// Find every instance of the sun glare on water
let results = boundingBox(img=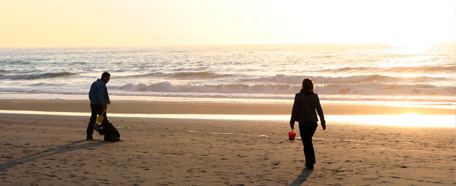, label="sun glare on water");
[329,114,455,128]
[0,109,453,128]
